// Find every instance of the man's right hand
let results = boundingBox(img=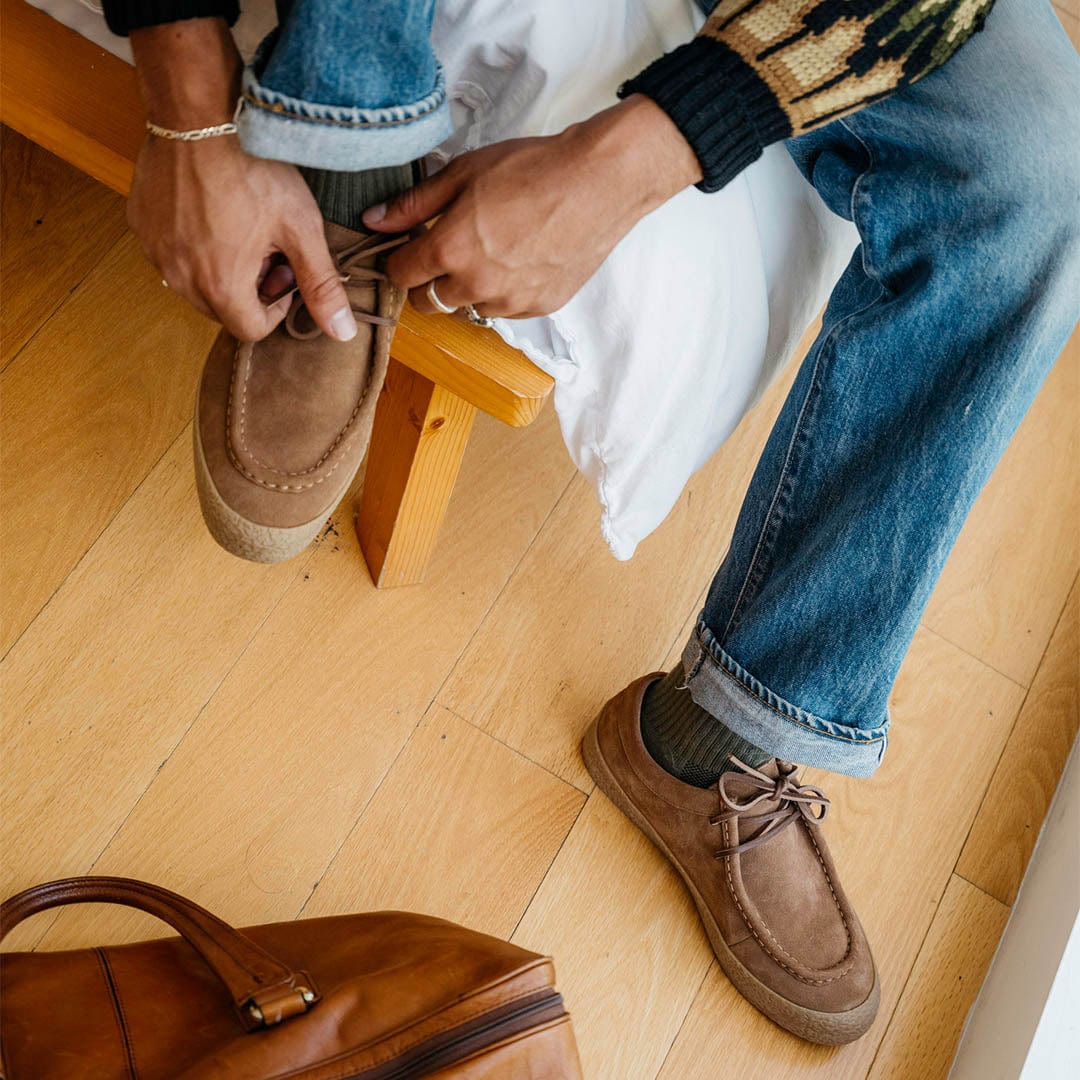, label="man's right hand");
[128,18,357,343]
